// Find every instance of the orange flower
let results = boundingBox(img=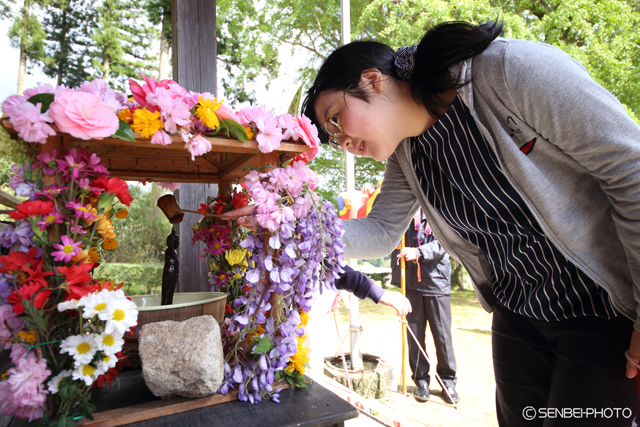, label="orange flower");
[102,238,118,250]
[117,108,133,123]
[243,126,255,140]
[96,217,115,239]
[115,209,128,219]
